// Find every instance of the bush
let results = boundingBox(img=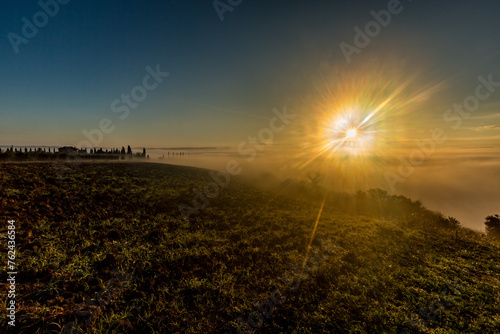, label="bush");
[440,216,461,229]
[485,214,500,239]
